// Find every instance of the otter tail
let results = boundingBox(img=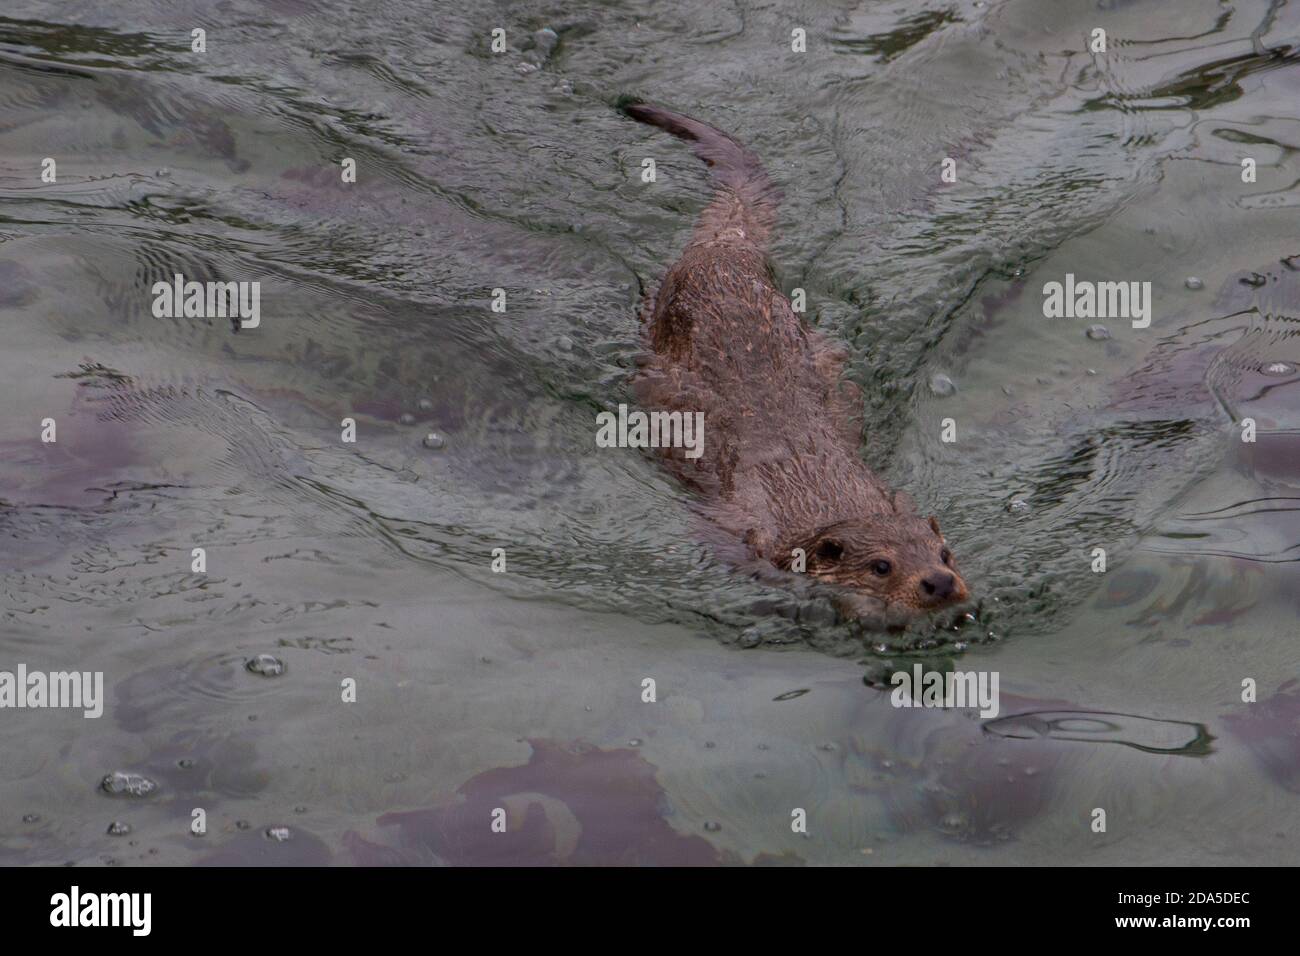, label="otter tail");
[620,100,779,247]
